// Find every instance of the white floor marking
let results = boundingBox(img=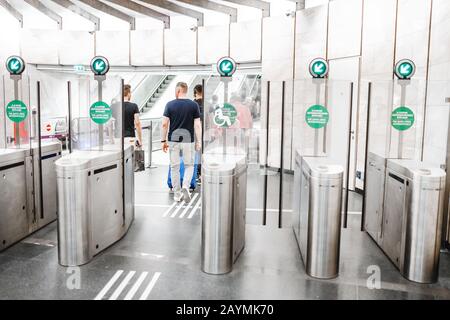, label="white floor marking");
[170,202,185,218]
[94,270,124,300]
[162,202,177,217]
[124,272,148,300]
[139,272,162,300]
[188,196,202,219]
[109,271,136,300]
[179,193,199,219]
